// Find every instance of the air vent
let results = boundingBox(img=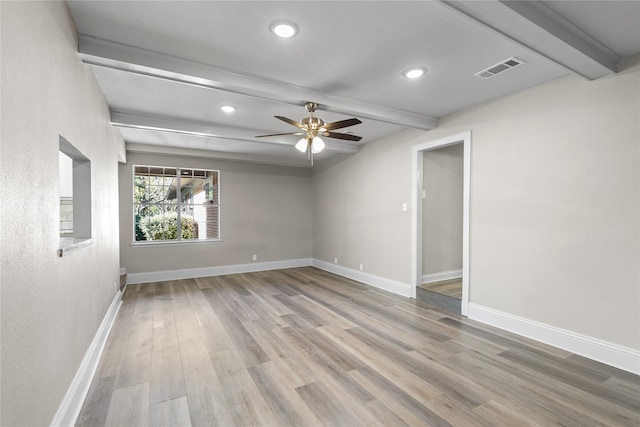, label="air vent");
[474,57,524,80]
